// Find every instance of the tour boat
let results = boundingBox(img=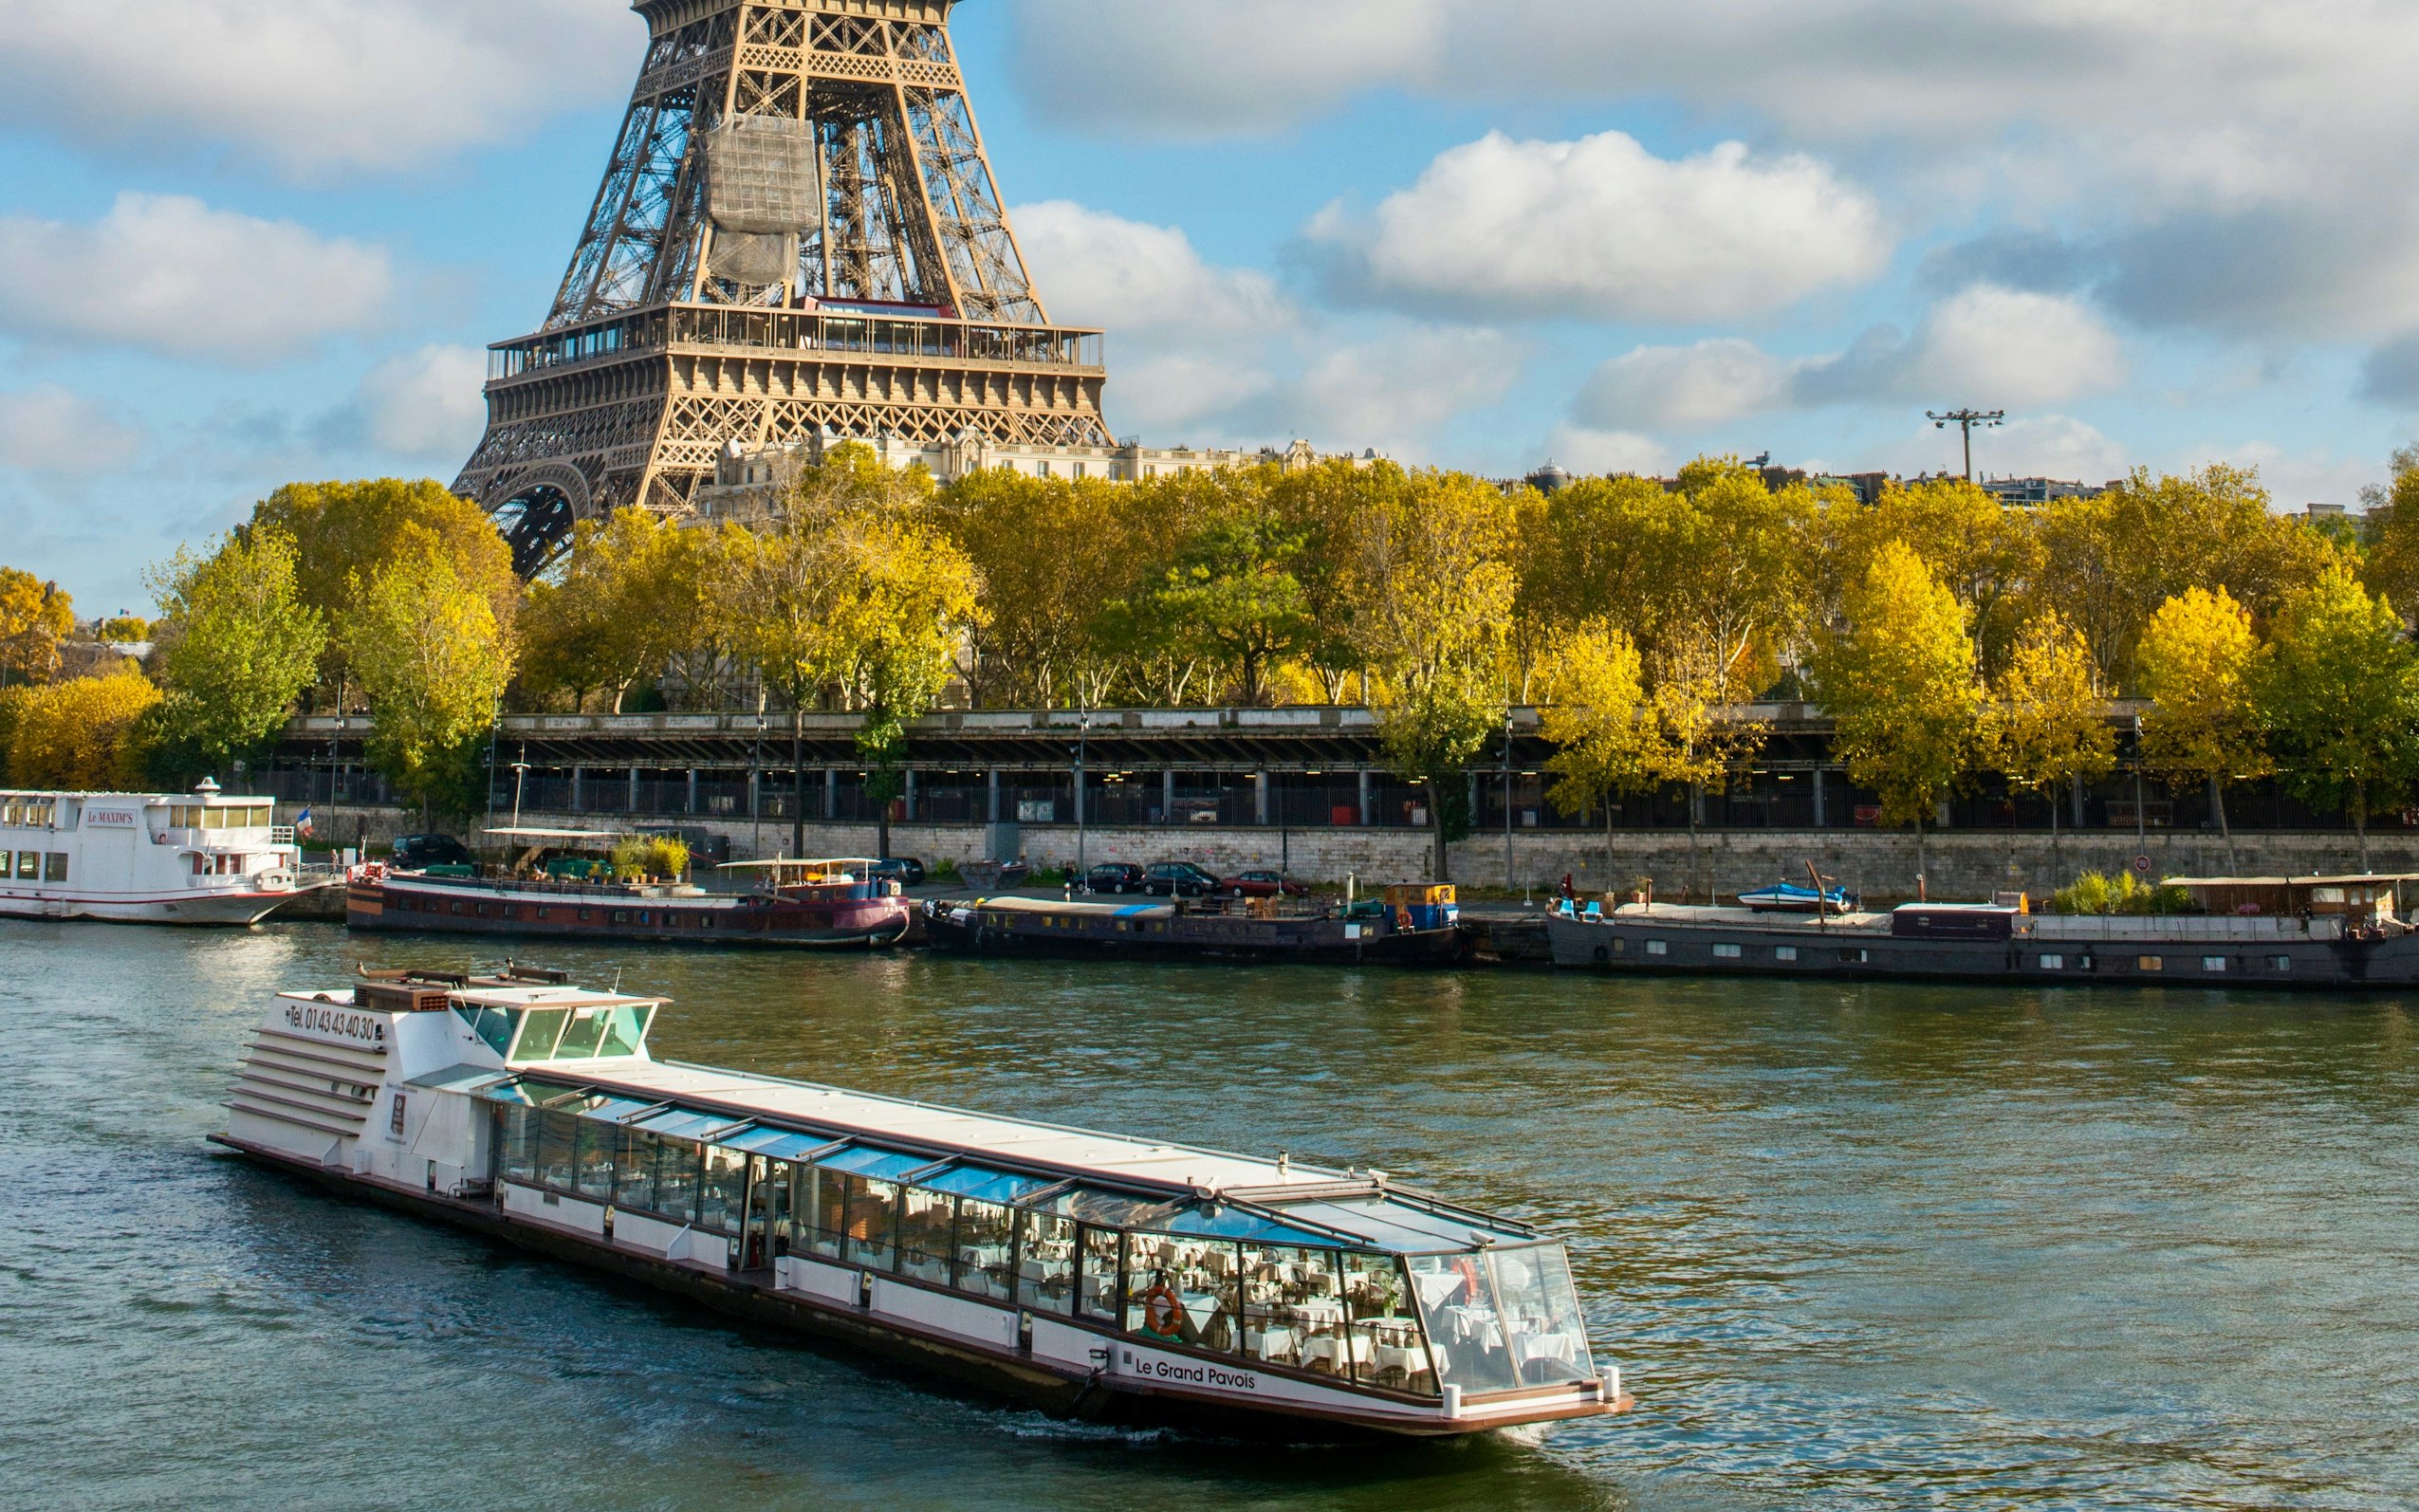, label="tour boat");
[921,885,1469,967]
[1547,874,2419,989]
[0,781,322,926]
[212,968,1626,1438]
[347,850,912,950]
